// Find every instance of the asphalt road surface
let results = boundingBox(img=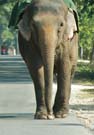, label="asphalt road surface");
[0,55,31,83]
[0,55,93,135]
